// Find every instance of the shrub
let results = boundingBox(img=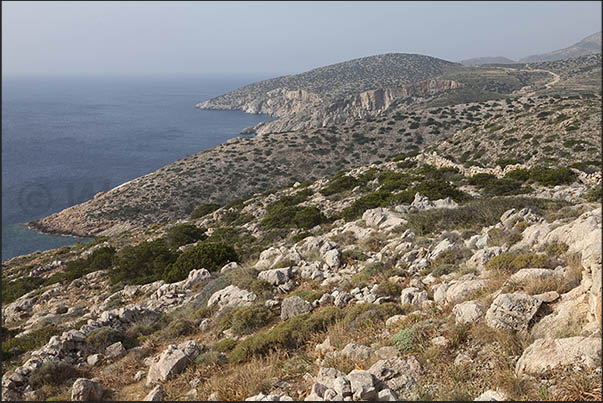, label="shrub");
[163,318,197,338]
[164,241,238,282]
[29,360,82,388]
[111,239,178,285]
[412,179,470,202]
[406,197,568,236]
[164,224,207,249]
[485,252,552,273]
[2,325,61,363]
[583,186,602,203]
[260,205,326,230]
[544,242,569,257]
[342,303,403,330]
[44,246,116,286]
[342,191,392,221]
[190,203,221,219]
[505,168,531,182]
[228,305,274,336]
[85,327,124,351]
[320,175,360,196]
[290,289,324,302]
[2,276,44,304]
[266,189,312,210]
[291,232,312,243]
[214,338,237,353]
[375,281,402,298]
[529,167,576,186]
[229,307,342,363]
[378,171,413,192]
[390,320,431,352]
